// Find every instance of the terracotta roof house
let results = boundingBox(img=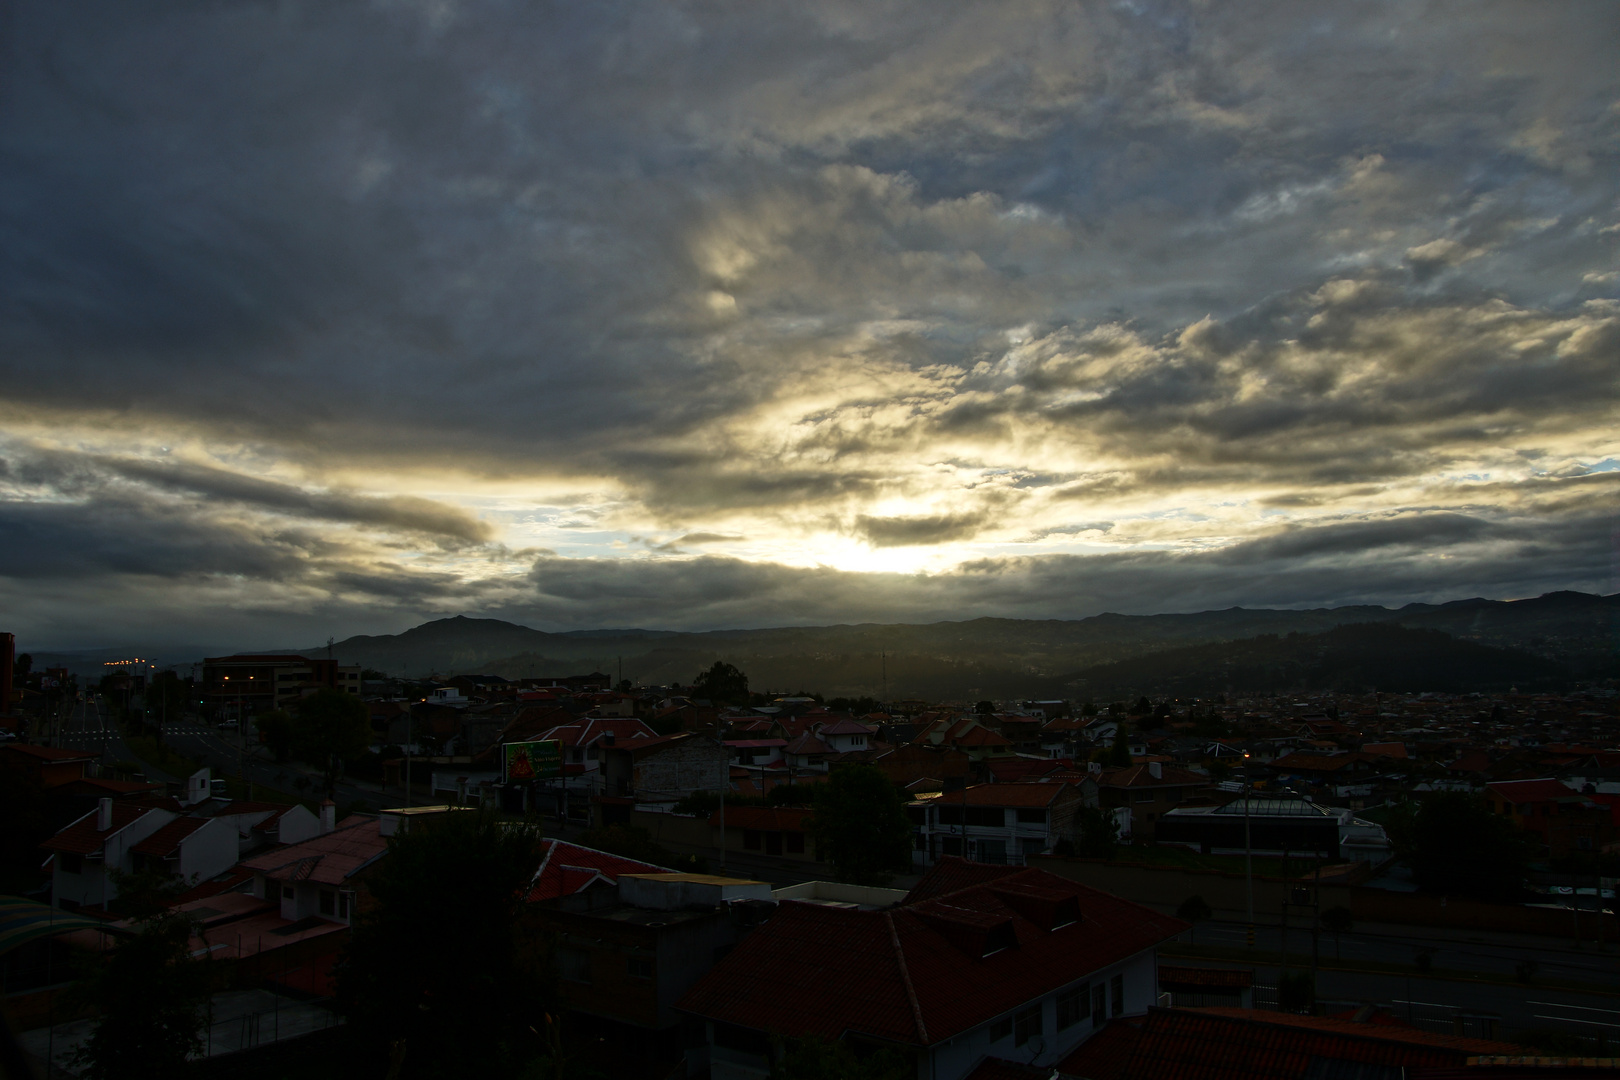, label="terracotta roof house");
[239,805,390,924]
[709,806,818,864]
[911,783,1084,869]
[677,859,1186,1080]
[41,798,177,913]
[127,816,240,887]
[1486,778,1614,858]
[1097,763,1209,842]
[533,717,659,773]
[524,839,670,903]
[1,744,97,788]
